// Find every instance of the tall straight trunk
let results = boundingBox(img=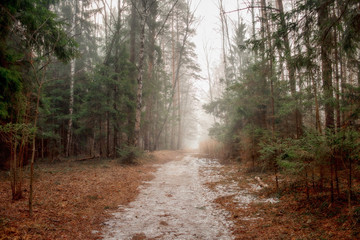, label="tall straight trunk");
[111,0,122,156]
[176,11,181,150]
[312,73,322,133]
[257,0,267,129]
[305,6,322,133]
[10,139,22,200]
[261,0,277,190]
[99,118,102,156]
[276,0,302,138]
[170,13,176,150]
[319,1,334,198]
[66,59,74,157]
[128,1,137,144]
[106,92,110,157]
[222,3,236,80]
[66,0,79,157]
[153,94,158,151]
[261,0,275,135]
[113,123,118,156]
[340,48,346,126]
[41,138,44,160]
[204,45,216,123]
[334,23,341,130]
[347,156,352,217]
[333,6,341,198]
[29,81,43,216]
[177,72,181,150]
[251,0,257,58]
[103,0,108,41]
[144,0,157,151]
[133,15,146,147]
[129,2,137,65]
[113,77,118,156]
[318,1,334,131]
[330,156,334,203]
[152,5,194,150]
[219,0,227,83]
